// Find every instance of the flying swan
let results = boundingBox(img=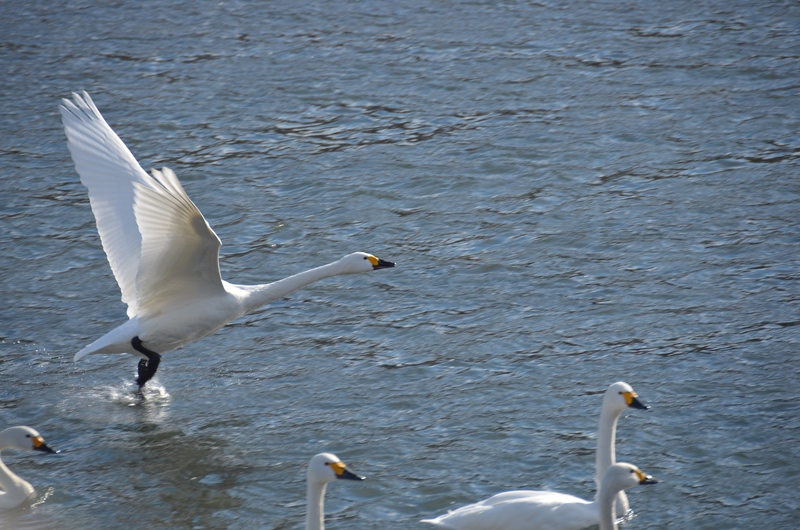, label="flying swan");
[421,462,658,530]
[421,381,649,529]
[305,453,364,530]
[59,92,395,389]
[0,426,57,510]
